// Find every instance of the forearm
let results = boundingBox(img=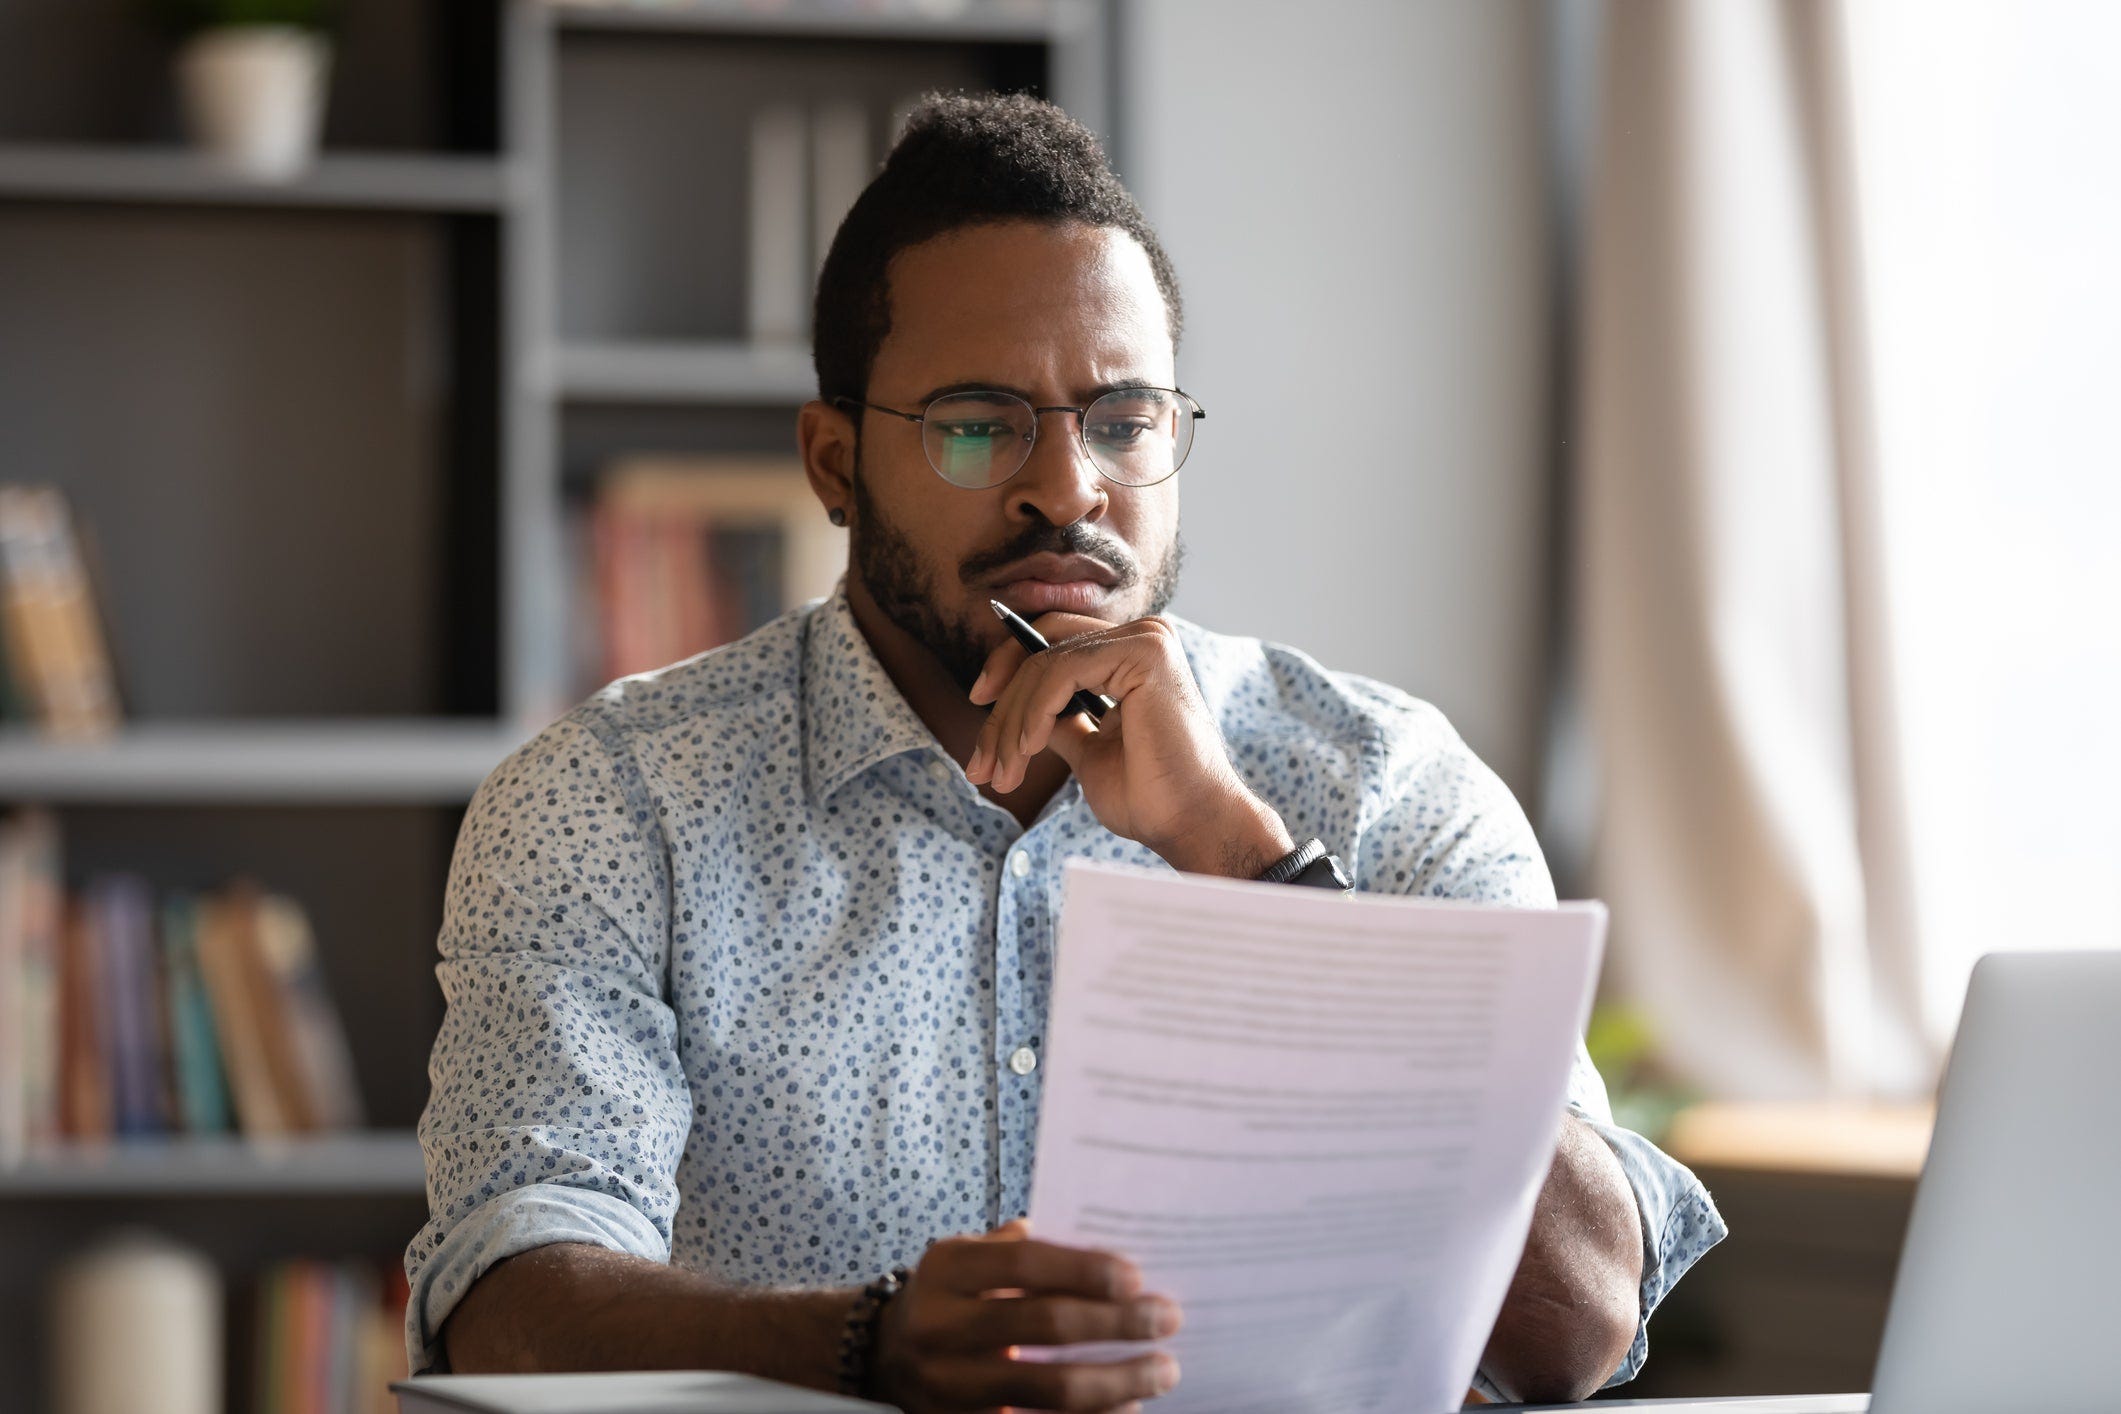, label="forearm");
[1480,1114,1644,1404]
[441,1242,855,1388]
